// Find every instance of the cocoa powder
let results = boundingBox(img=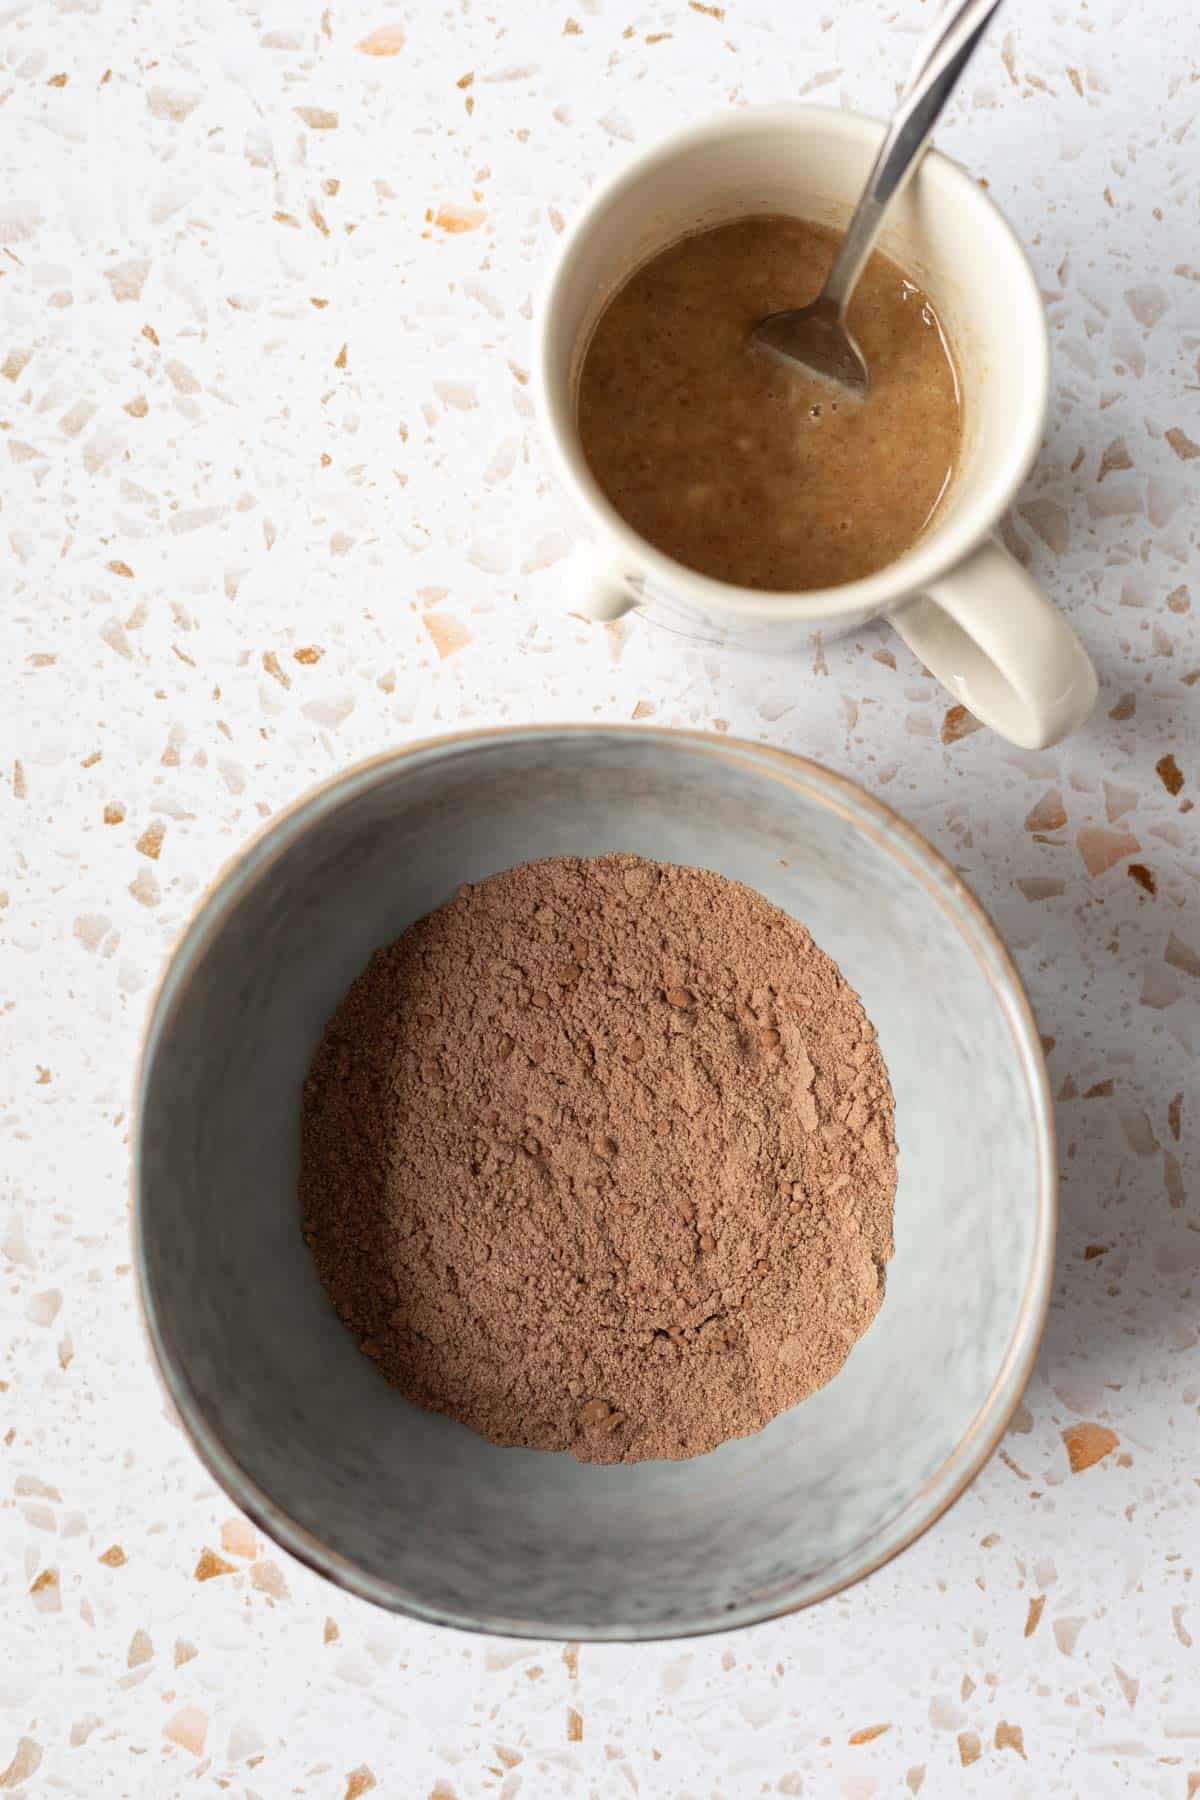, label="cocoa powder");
[300,854,897,1464]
